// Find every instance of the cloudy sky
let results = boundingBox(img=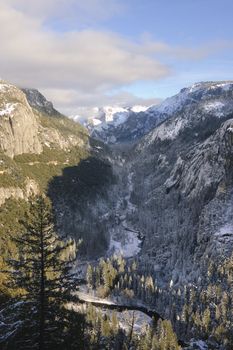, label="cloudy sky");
[1,0,233,116]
